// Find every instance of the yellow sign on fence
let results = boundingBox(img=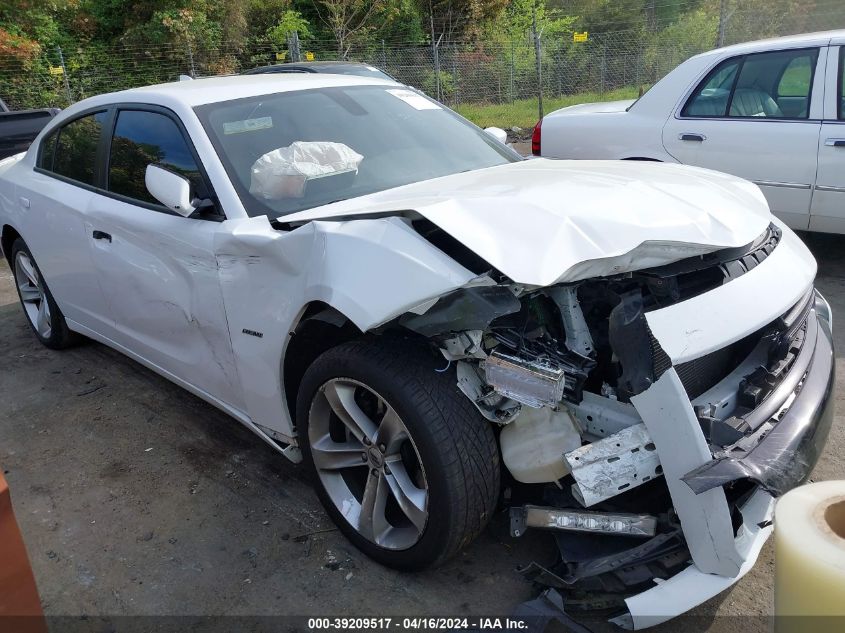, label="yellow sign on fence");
[275,51,287,61]
[305,51,315,61]
[573,31,589,43]
[48,65,64,76]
